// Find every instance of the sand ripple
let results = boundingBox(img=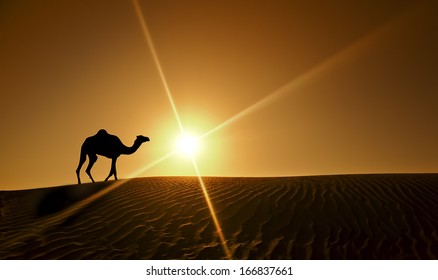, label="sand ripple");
[1,174,438,259]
